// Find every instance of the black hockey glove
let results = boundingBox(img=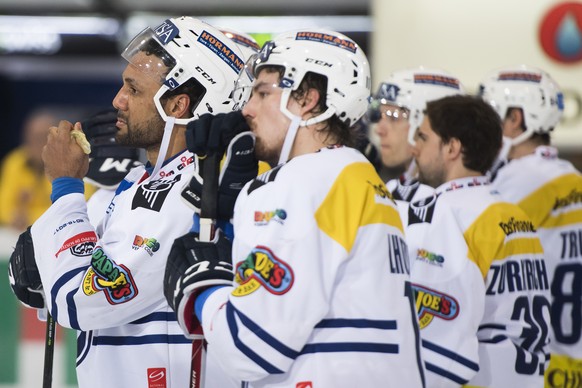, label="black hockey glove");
[82,108,143,189]
[8,227,45,309]
[182,131,258,219]
[164,230,234,338]
[185,111,251,156]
